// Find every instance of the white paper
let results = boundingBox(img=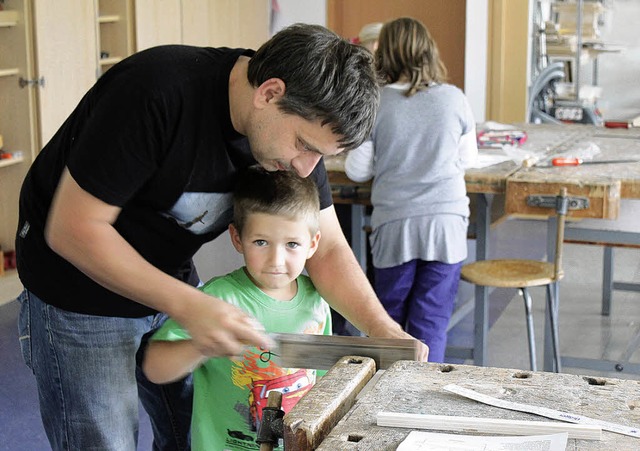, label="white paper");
[396,431,568,451]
